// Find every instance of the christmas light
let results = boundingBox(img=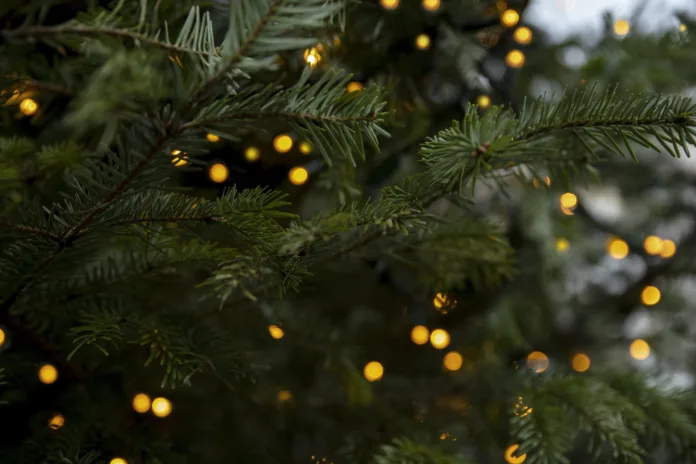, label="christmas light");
[171,149,188,167]
[660,239,676,258]
[514,397,533,417]
[363,361,384,381]
[0,327,5,347]
[273,134,293,153]
[501,10,520,27]
[415,34,431,50]
[303,48,321,67]
[560,192,577,209]
[477,95,491,108]
[132,393,151,413]
[110,458,127,464]
[380,0,399,9]
[430,329,450,349]
[277,390,292,401]
[526,351,548,373]
[513,26,532,44]
[346,81,363,93]
[433,292,448,312]
[641,285,661,306]
[608,238,629,259]
[422,0,440,11]
[208,163,229,183]
[299,141,313,154]
[268,324,285,339]
[151,397,172,417]
[19,98,38,116]
[644,235,663,255]
[410,326,429,345]
[630,339,650,360]
[614,19,630,36]
[206,133,220,142]
[39,364,58,384]
[571,353,590,372]
[443,351,463,371]
[679,24,688,32]
[289,167,309,185]
[48,414,65,430]
[244,146,260,162]
[555,238,569,252]
[505,50,525,68]
[504,445,526,464]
